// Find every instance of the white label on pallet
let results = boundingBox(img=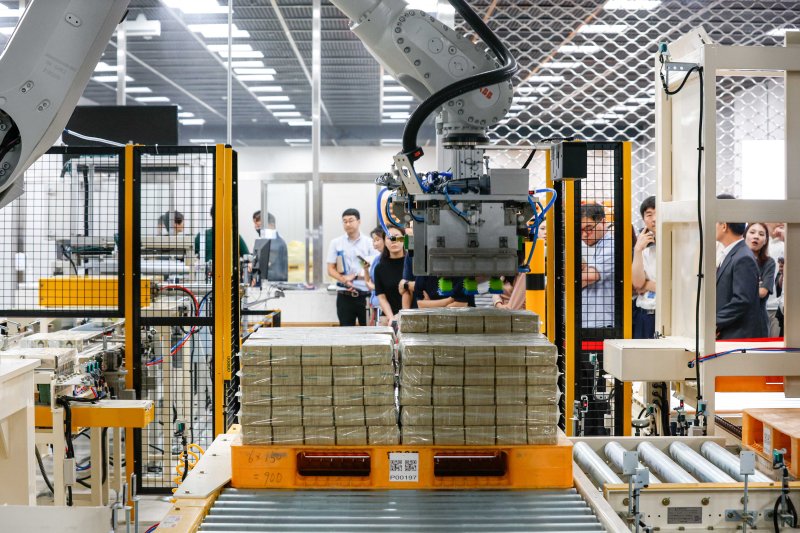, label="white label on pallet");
[764,426,773,455]
[389,452,419,482]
